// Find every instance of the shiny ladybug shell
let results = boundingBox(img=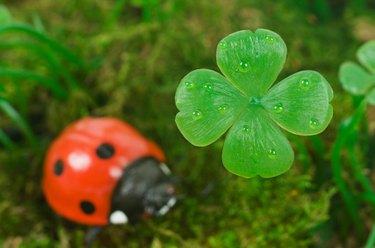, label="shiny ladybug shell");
[42,117,165,226]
